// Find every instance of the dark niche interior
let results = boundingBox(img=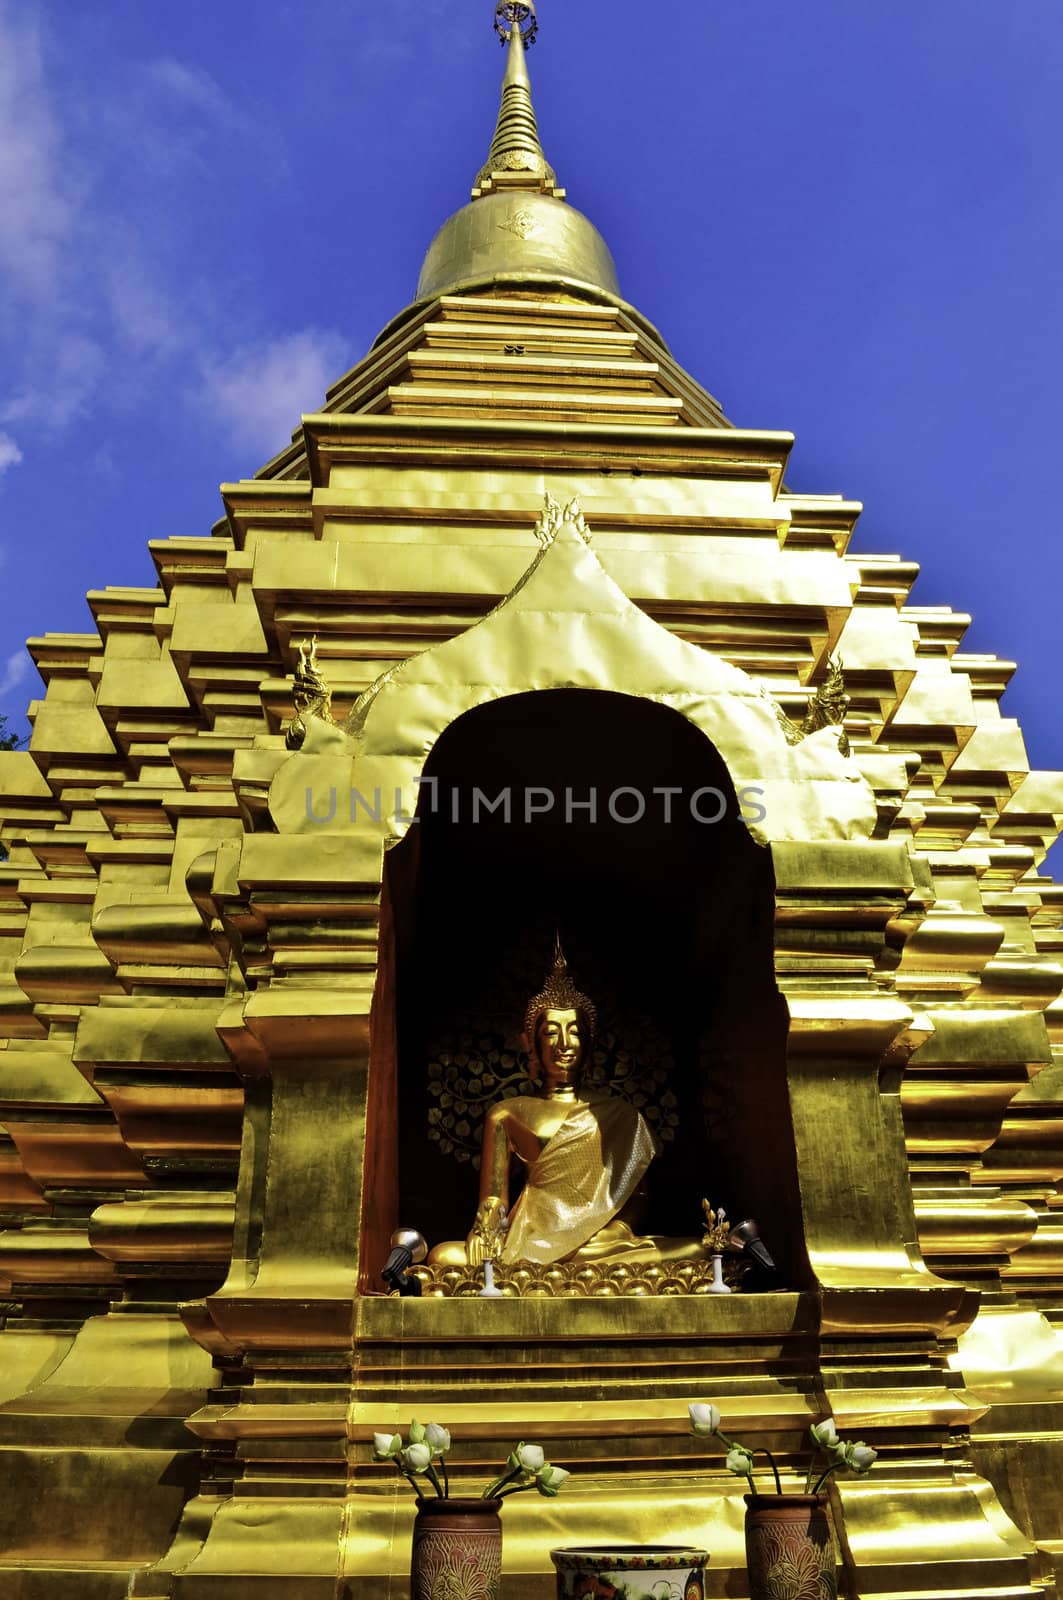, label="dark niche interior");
[370,688,807,1287]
